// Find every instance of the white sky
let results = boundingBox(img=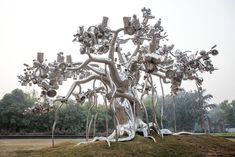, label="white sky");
[0,0,234,104]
